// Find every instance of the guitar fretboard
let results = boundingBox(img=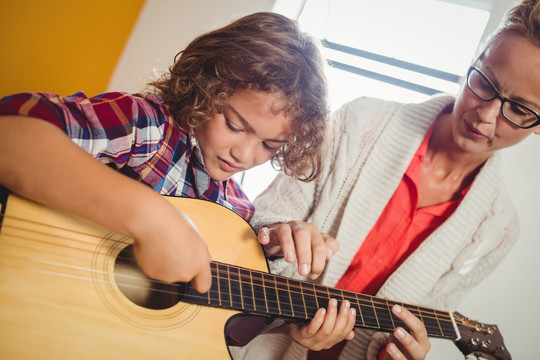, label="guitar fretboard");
[179,261,457,339]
